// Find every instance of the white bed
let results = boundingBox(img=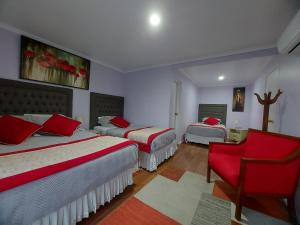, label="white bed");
[94,125,177,172]
[185,122,227,145]
[0,130,138,225]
